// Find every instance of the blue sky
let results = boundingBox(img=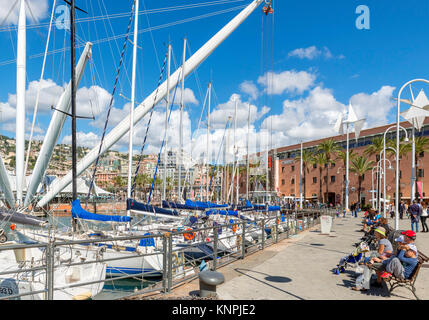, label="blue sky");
[1,0,429,163]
